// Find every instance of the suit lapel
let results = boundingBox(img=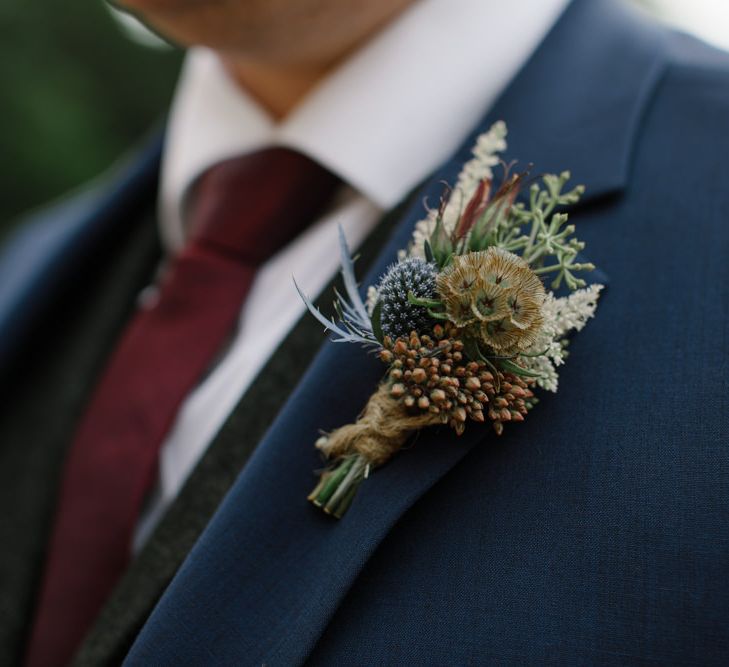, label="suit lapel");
[124,1,670,664]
